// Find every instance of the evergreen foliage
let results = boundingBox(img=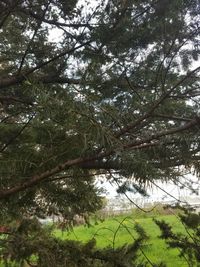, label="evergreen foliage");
[154,207,200,266]
[0,0,200,265]
[0,218,152,267]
